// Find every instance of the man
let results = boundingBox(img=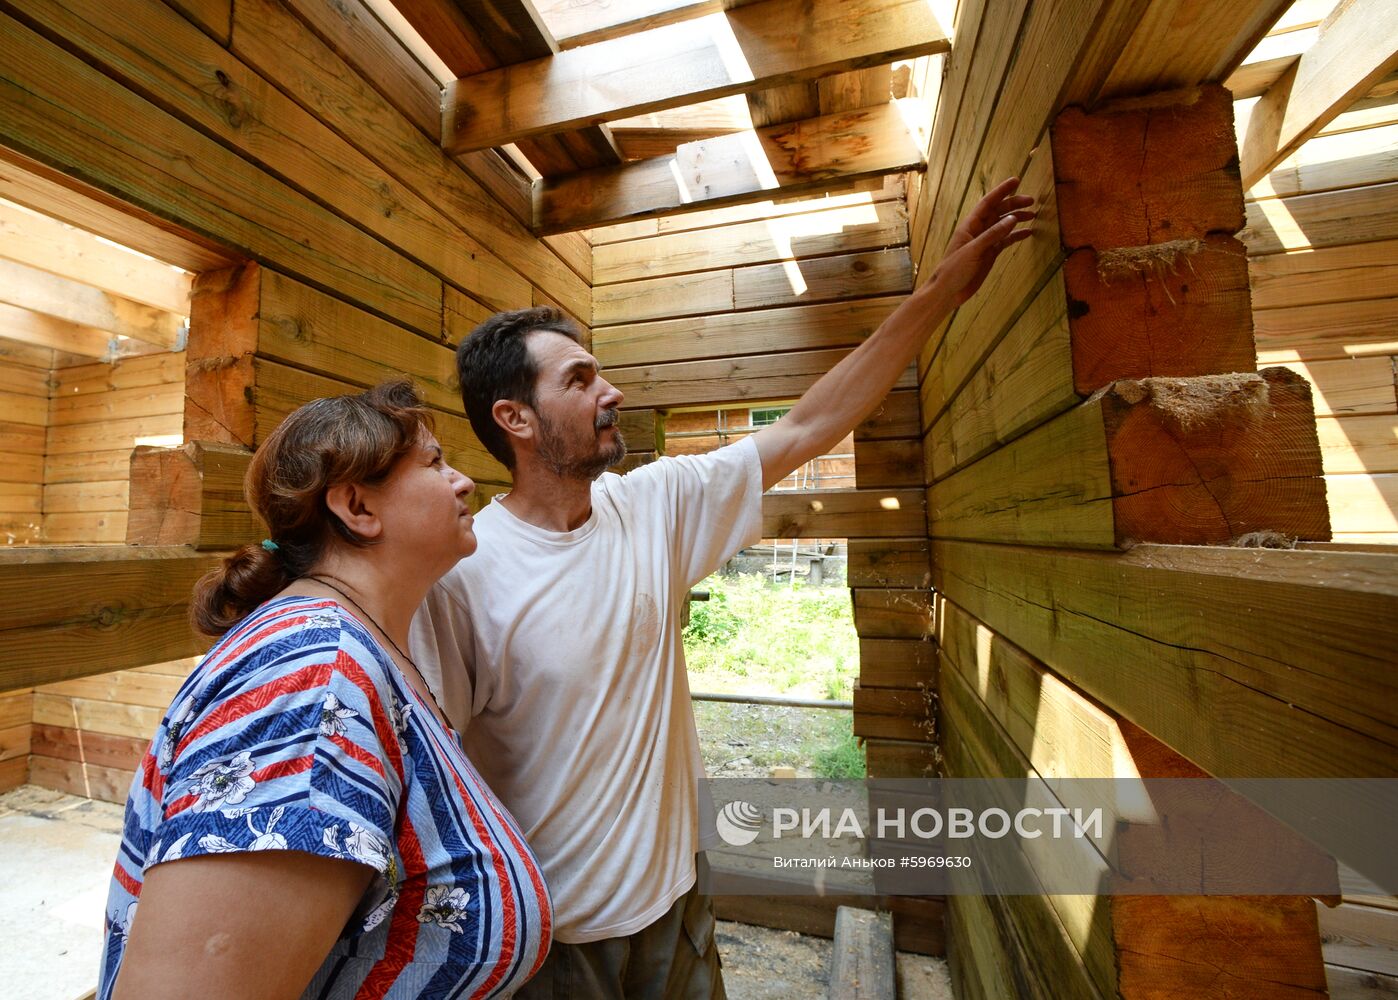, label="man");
[410,179,1034,997]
